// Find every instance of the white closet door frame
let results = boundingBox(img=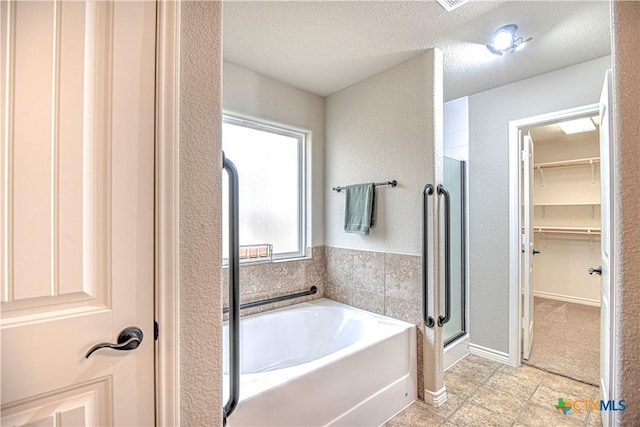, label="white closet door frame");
[598,69,615,427]
[155,1,181,426]
[507,104,598,366]
[522,131,534,361]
